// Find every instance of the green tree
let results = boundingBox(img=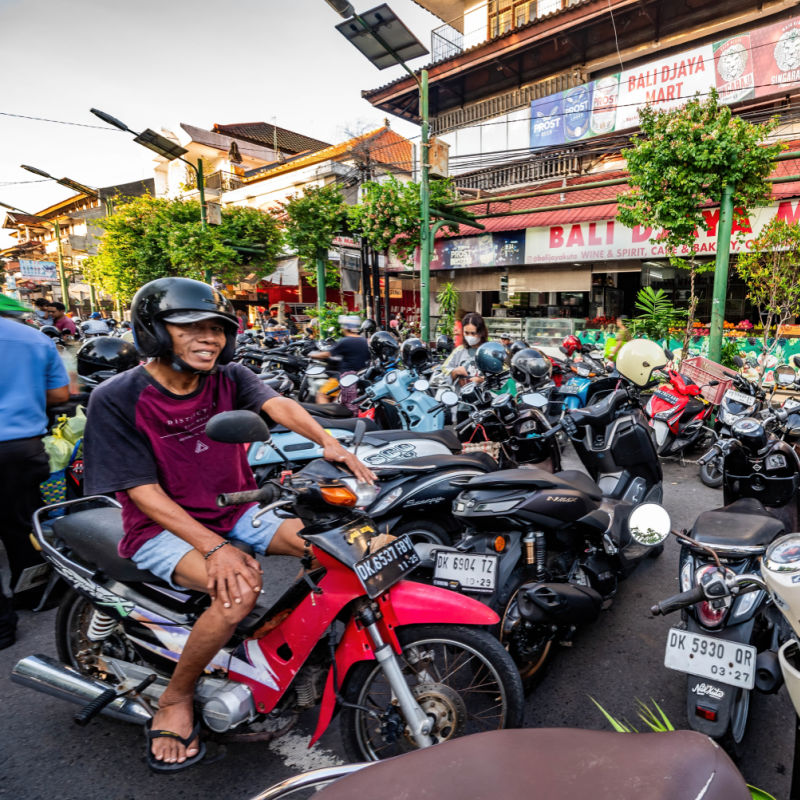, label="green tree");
[735,218,800,384]
[281,184,348,289]
[617,89,781,358]
[85,195,282,302]
[436,281,459,336]
[350,175,460,266]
